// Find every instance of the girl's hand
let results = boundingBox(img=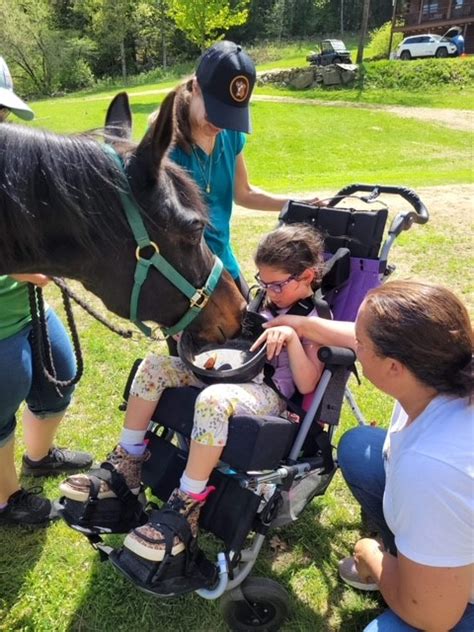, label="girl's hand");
[10,273,50,287]
[250,325,296,360]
